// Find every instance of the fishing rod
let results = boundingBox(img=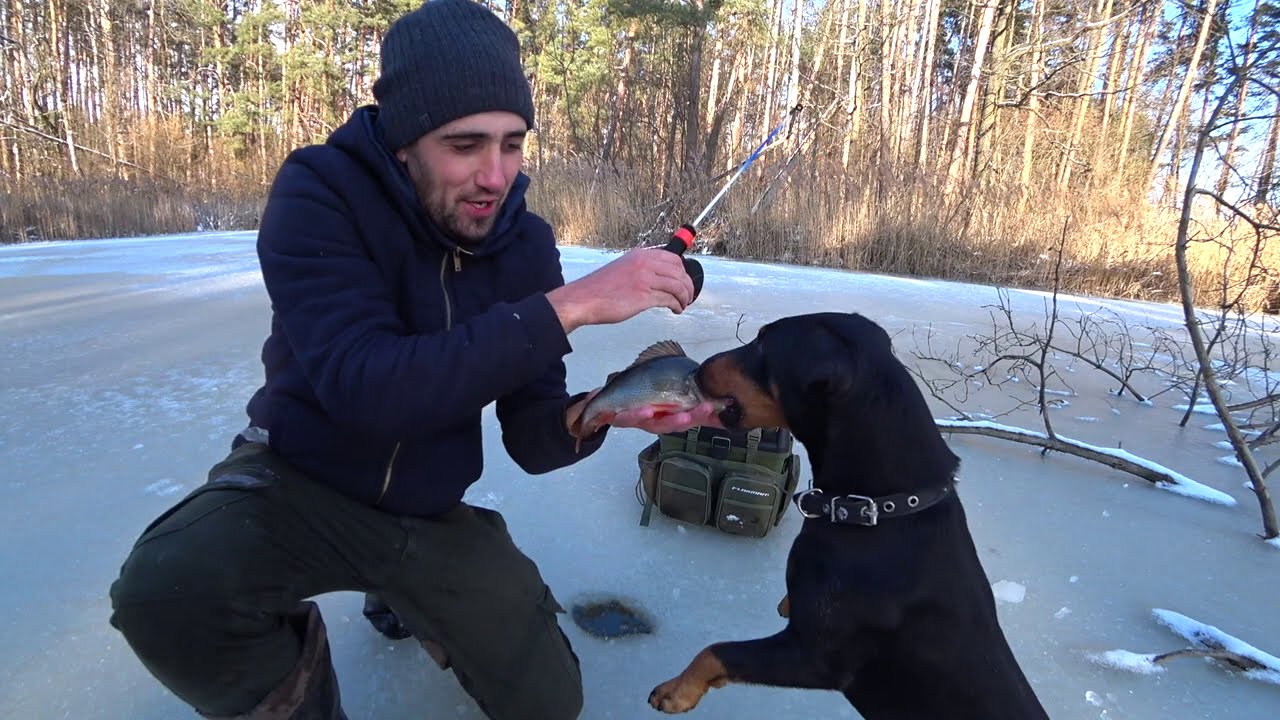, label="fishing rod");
[663,104,804,301]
